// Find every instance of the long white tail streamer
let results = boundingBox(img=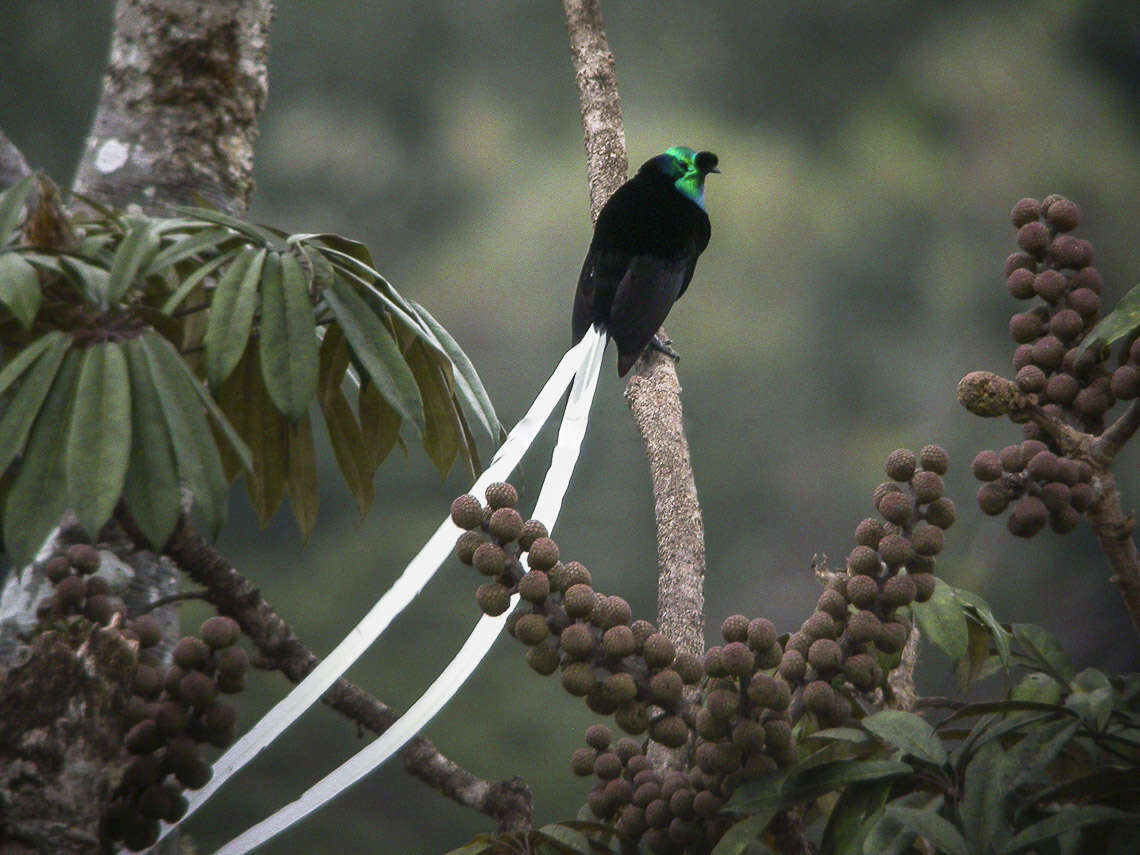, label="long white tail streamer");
[153,329,603,846]
[210,329,608,855]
